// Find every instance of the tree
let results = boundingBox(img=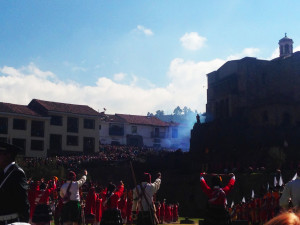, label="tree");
[155,110,165,119]
[147,112,154,117]
[173,106,183,116]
